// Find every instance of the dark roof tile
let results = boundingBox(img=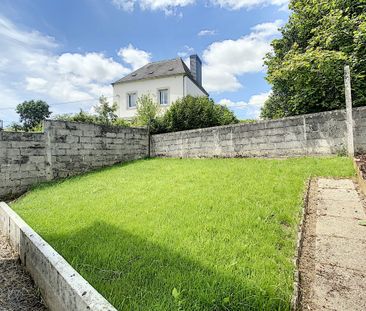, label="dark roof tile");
[112,57,209,96]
